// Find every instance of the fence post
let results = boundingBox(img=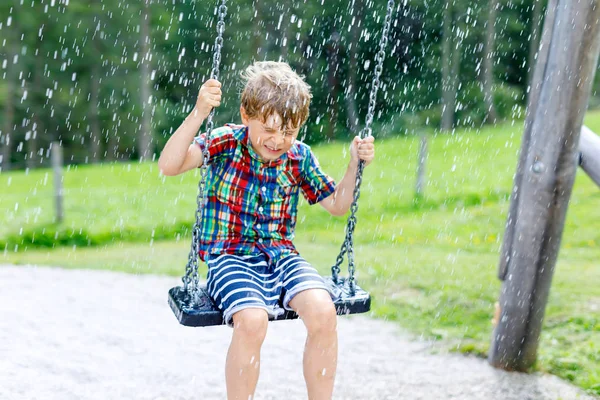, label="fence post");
[415,134,427,197]
[51,142,64,223]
